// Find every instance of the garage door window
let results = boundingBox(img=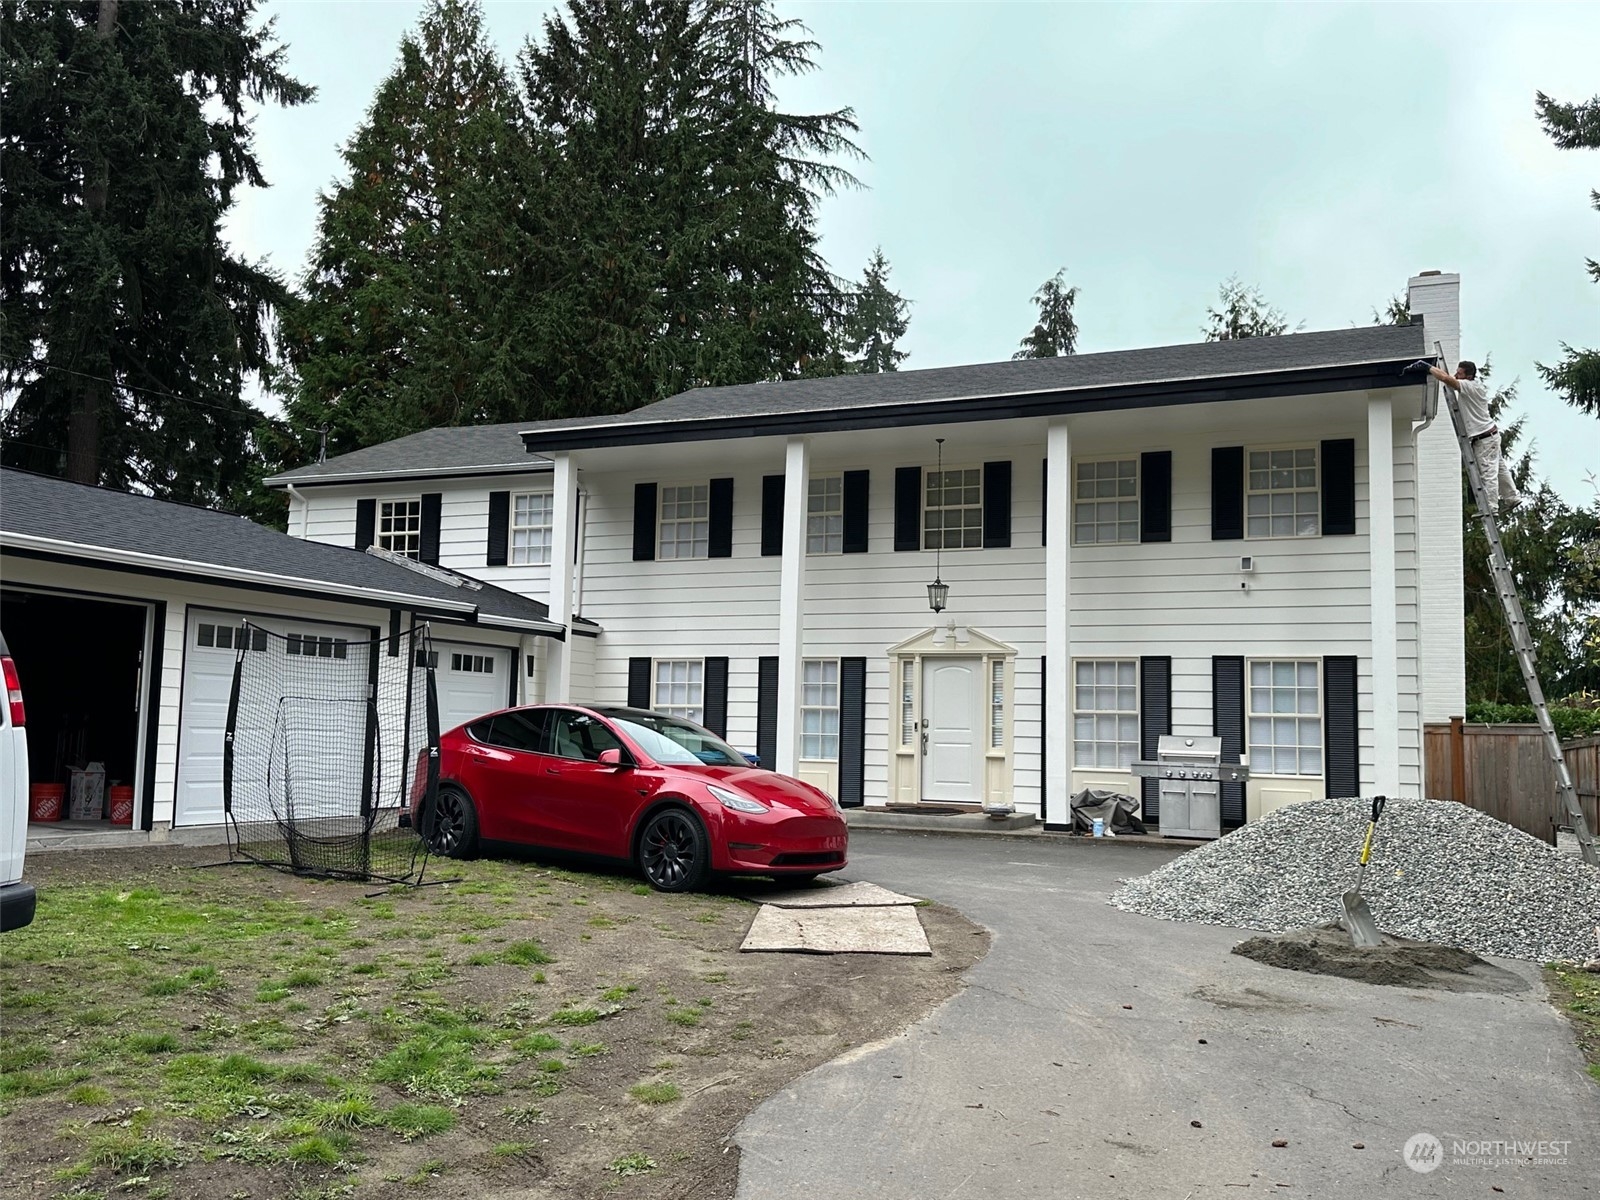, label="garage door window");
[380,499,423,558]
[287,633,348,660]
[451,653,495,674]
[197,623,266,651]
